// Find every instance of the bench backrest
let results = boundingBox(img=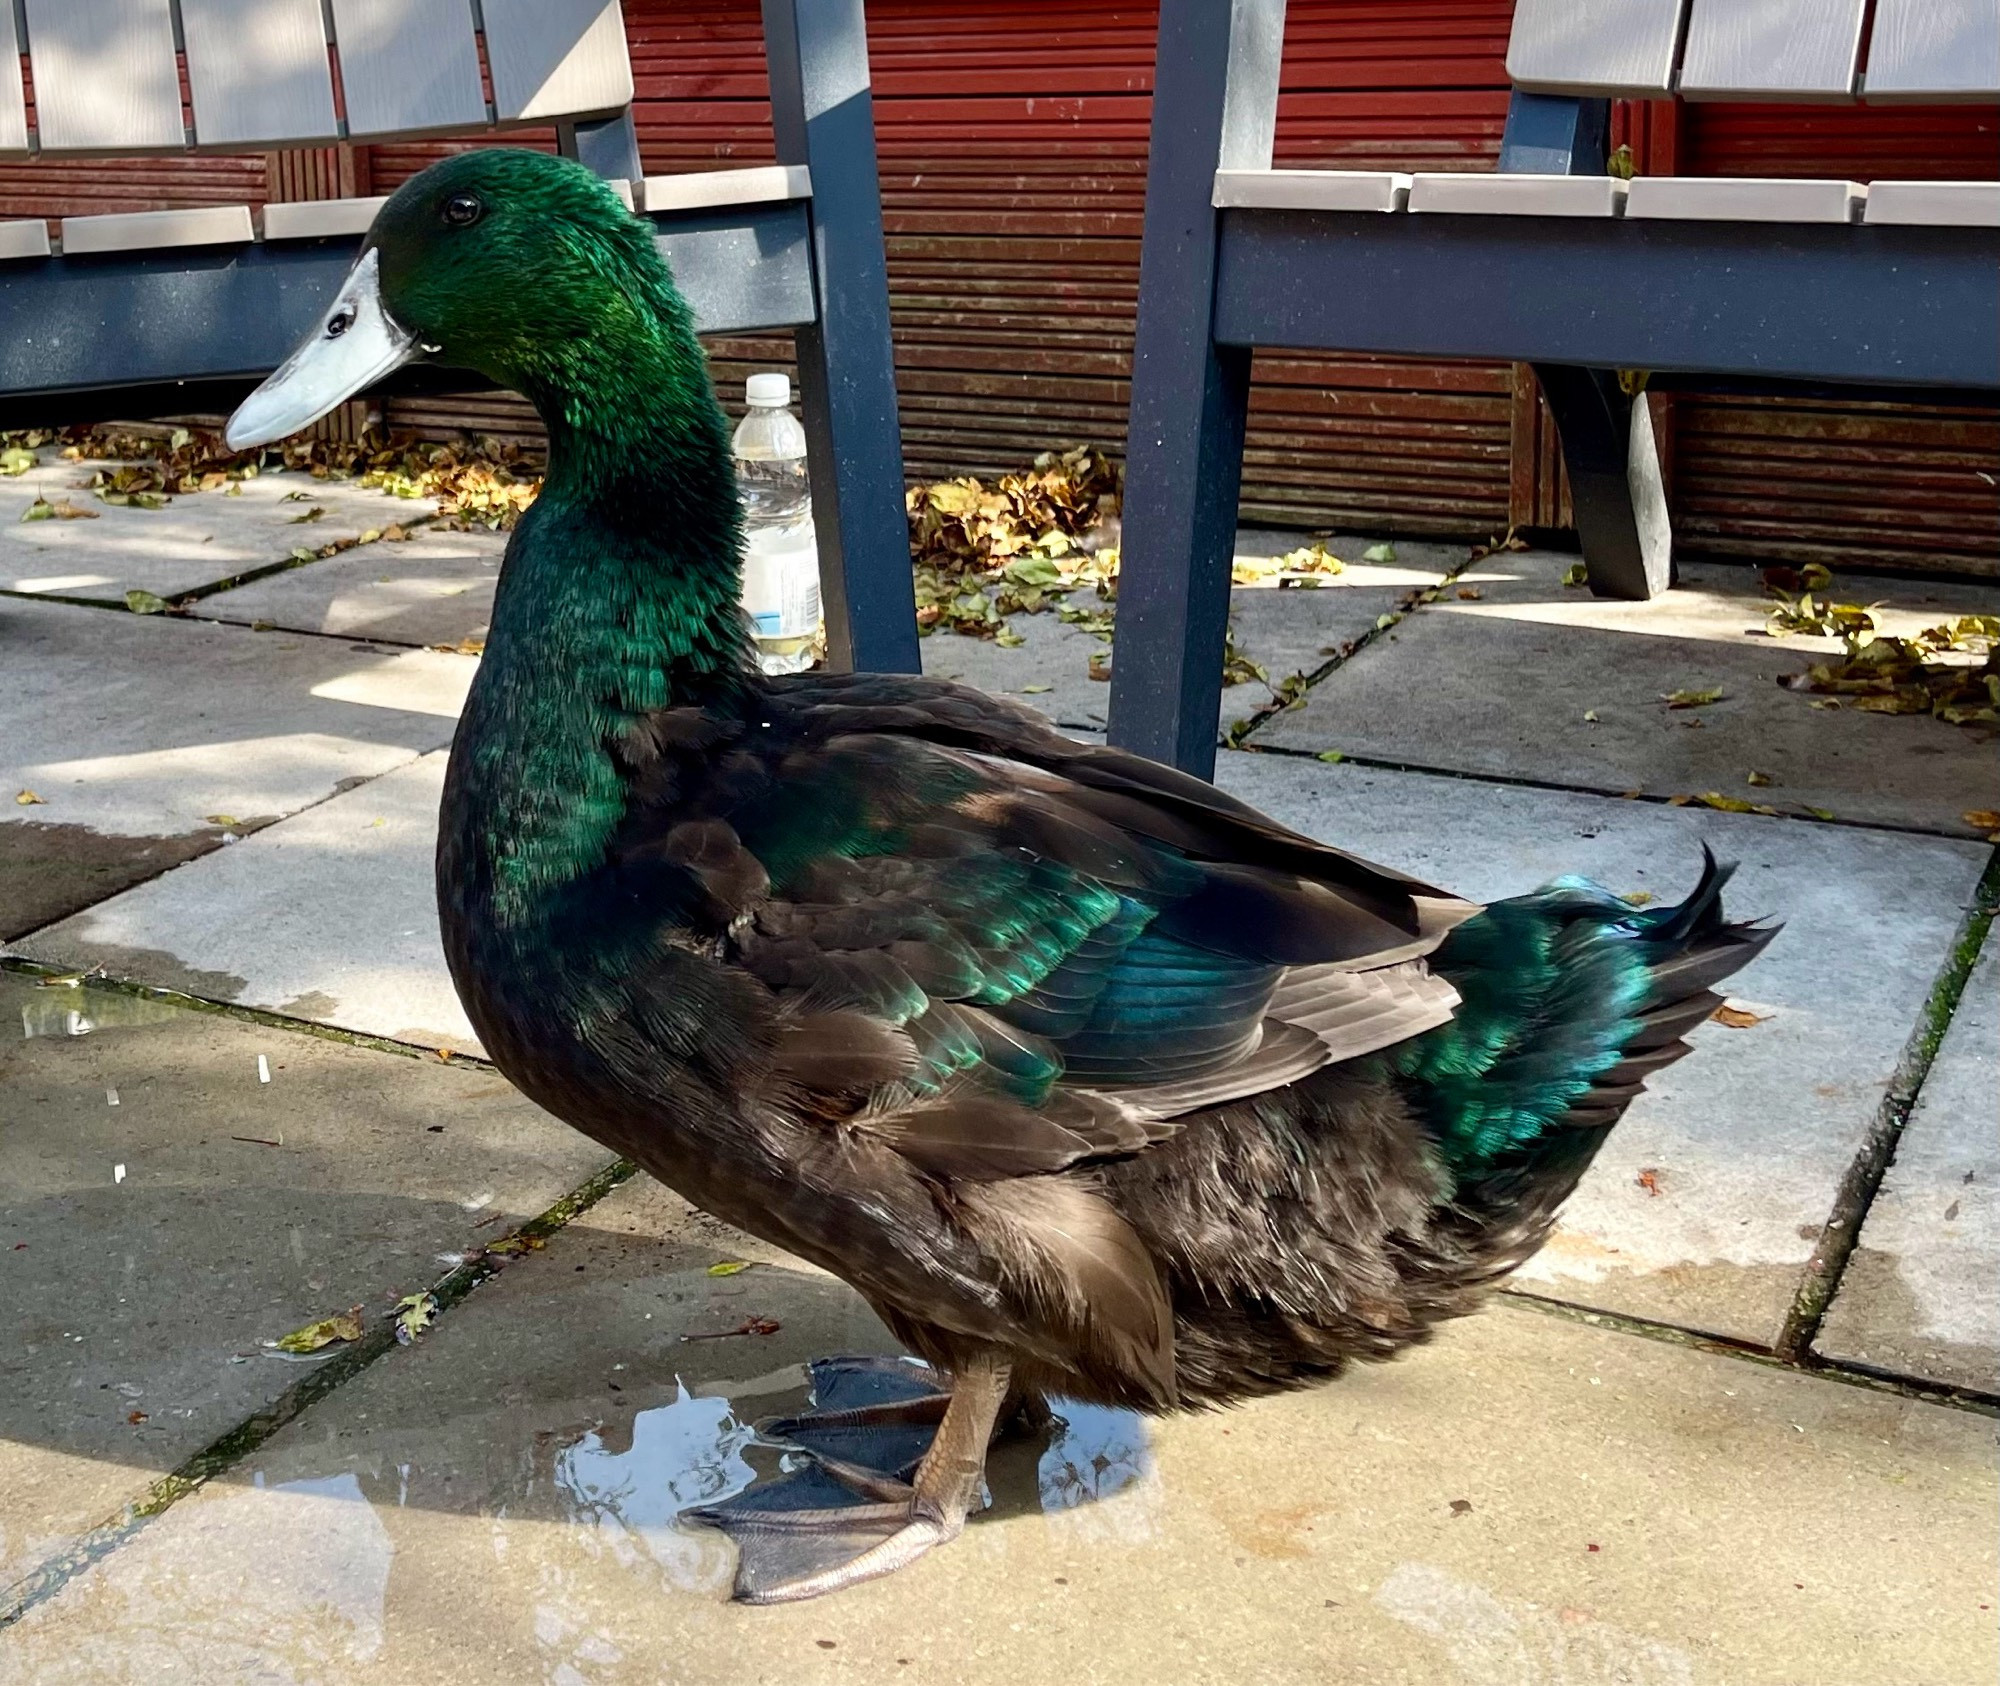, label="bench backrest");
[1506,0,1999,101]
[0,0,633,156]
